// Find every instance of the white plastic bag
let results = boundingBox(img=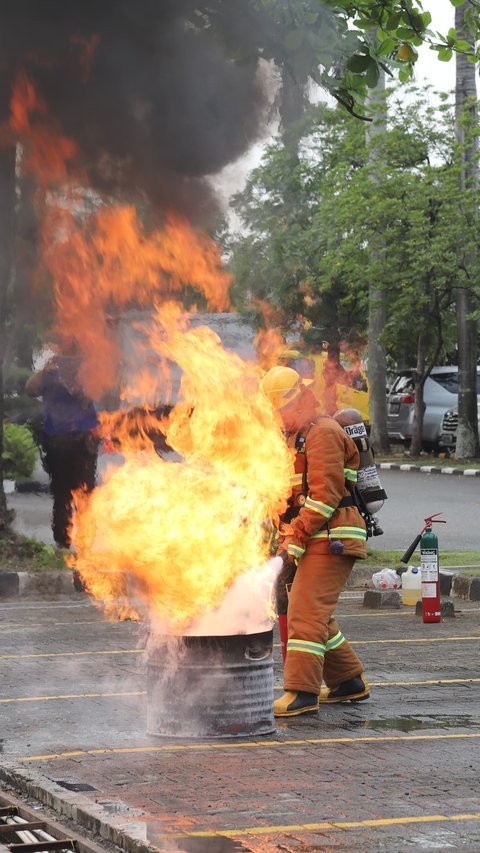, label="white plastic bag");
[371,568,401,590]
